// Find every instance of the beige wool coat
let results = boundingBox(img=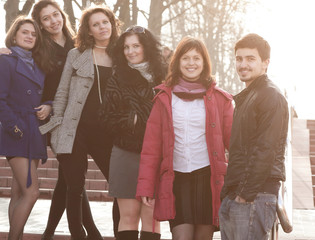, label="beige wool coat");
[39,48,95,154]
